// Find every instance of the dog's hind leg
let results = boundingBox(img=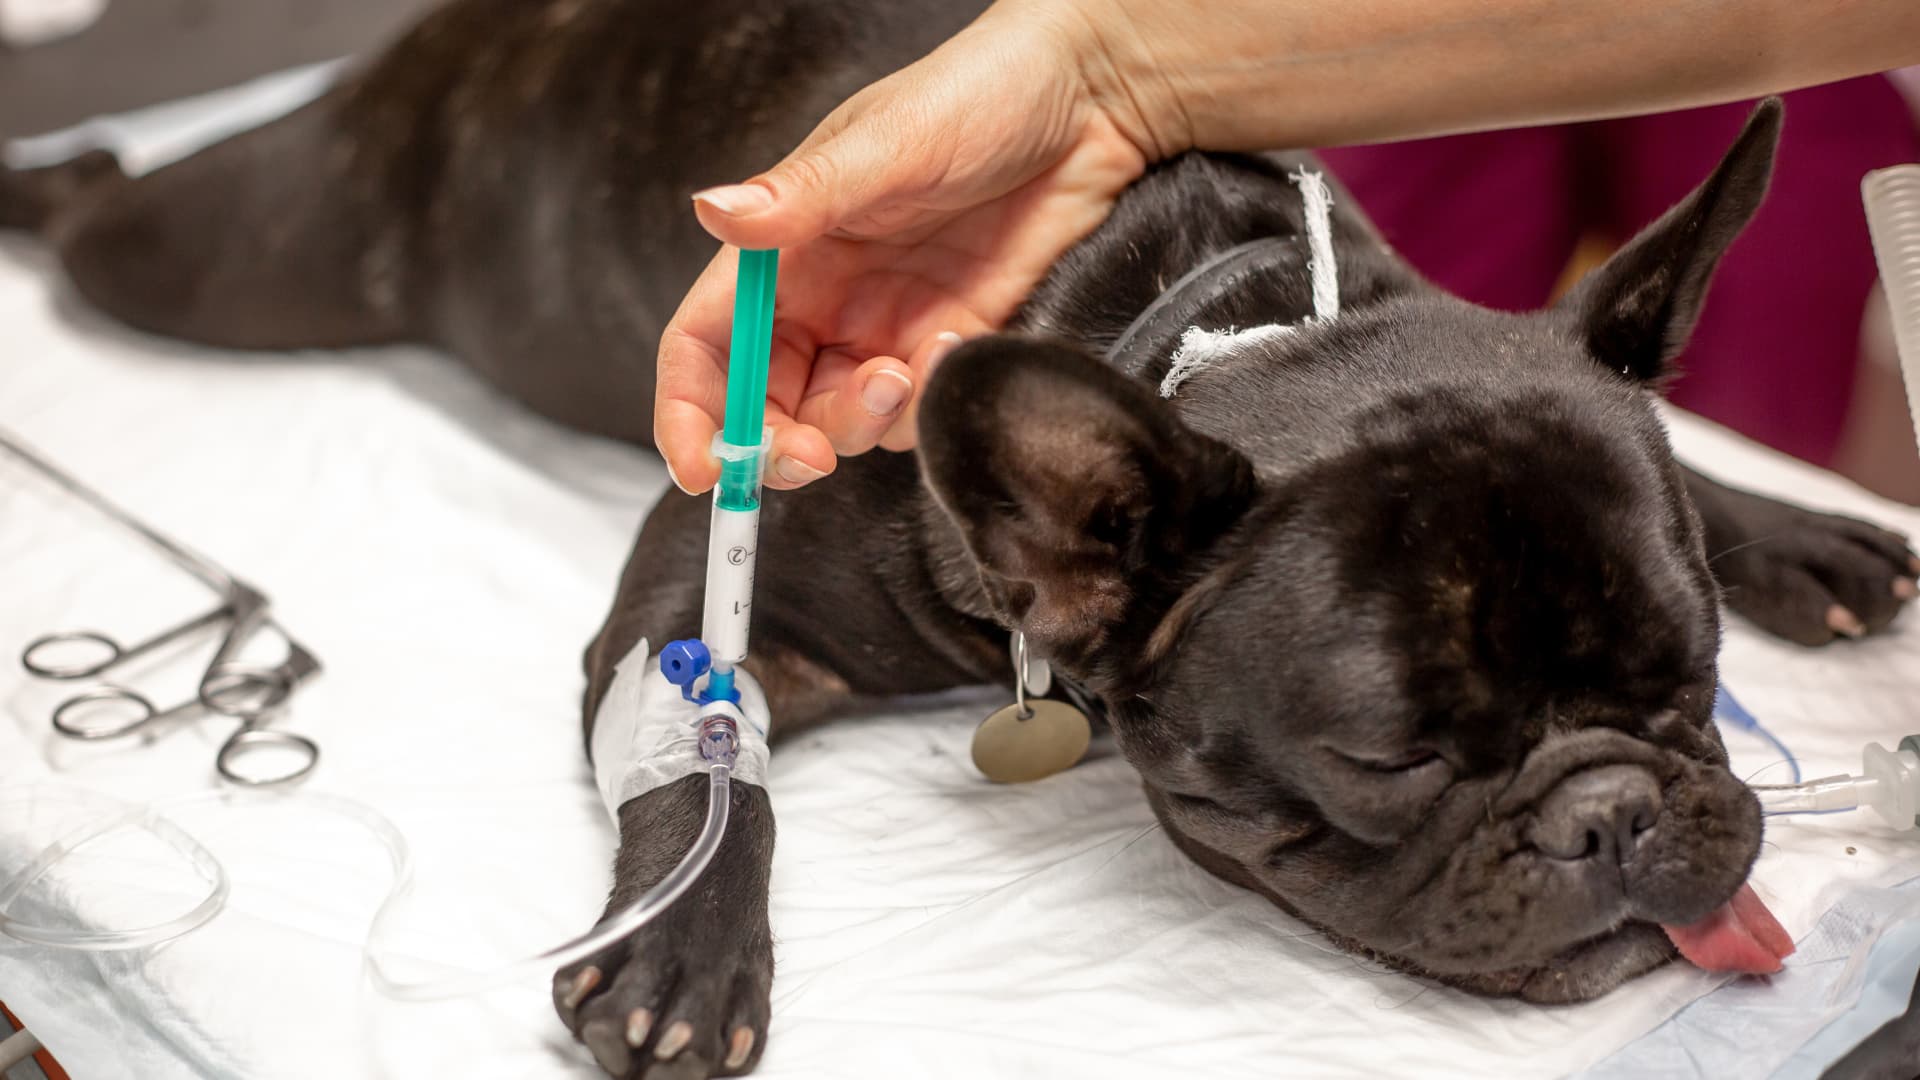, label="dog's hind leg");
[1,95,415,351]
